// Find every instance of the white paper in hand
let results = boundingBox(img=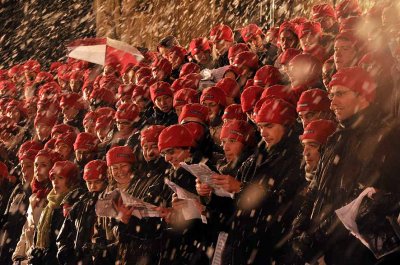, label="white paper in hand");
[180,162,234,198]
